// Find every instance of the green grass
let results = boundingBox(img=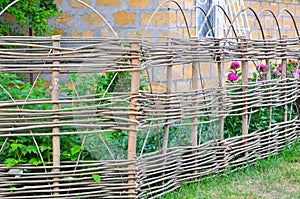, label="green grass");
[162,141,300,199]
